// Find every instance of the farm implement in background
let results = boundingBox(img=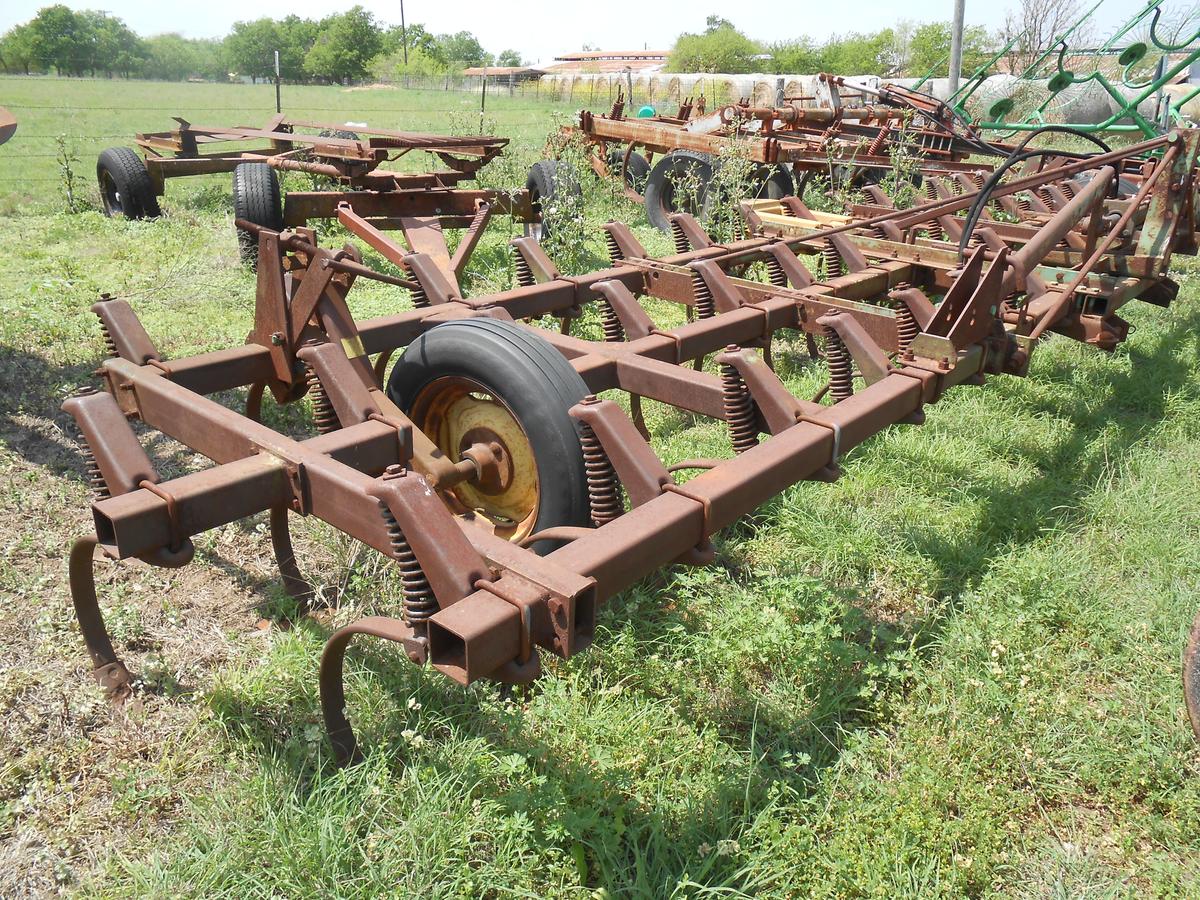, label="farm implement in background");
[948,0,1200,137]
[95,114,565,274]
[0,106,15,145]
[64,128,1200,764]
[564,75,1005,232]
